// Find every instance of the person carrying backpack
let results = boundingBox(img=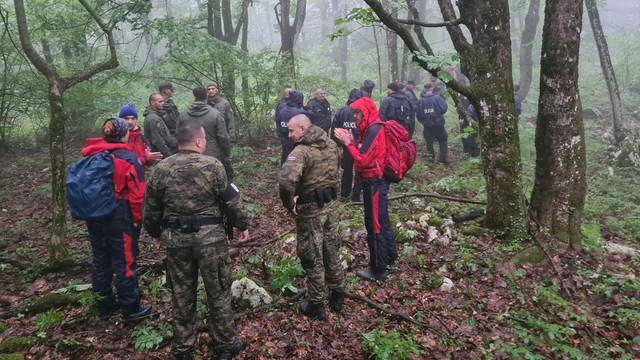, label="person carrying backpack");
[75,118,151,321]
[334,97,398,281]
[379,82,415,138]
[417,82,449,164]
